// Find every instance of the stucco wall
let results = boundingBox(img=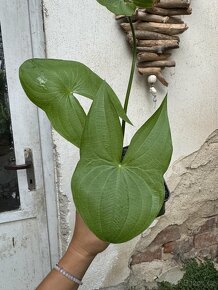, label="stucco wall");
[42,0,218,289]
